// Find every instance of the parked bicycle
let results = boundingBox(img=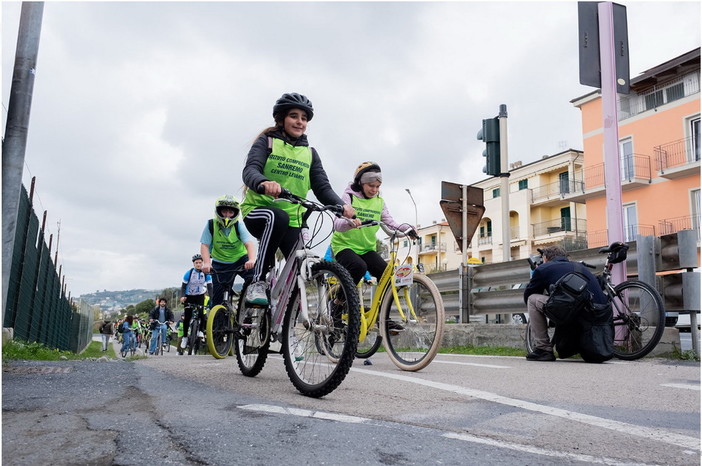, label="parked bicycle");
[350,221,445,370]
[526,242,665,360]
[236,188,360,398]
